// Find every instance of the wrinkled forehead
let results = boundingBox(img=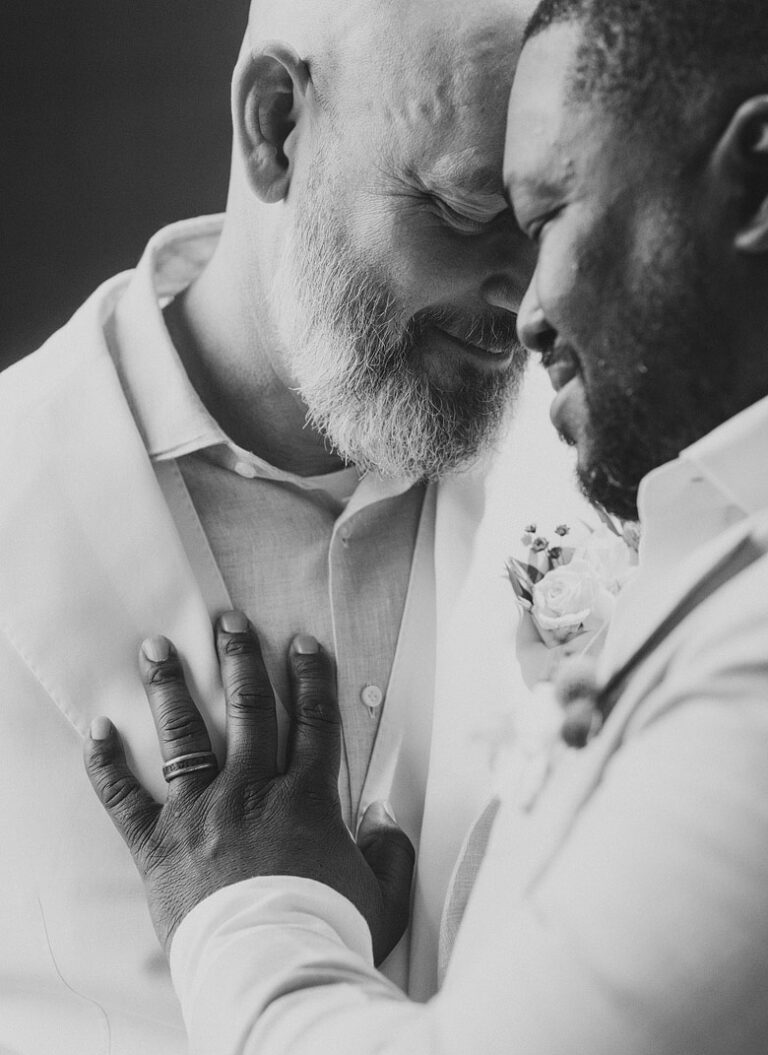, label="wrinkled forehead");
[334,1,524,191]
